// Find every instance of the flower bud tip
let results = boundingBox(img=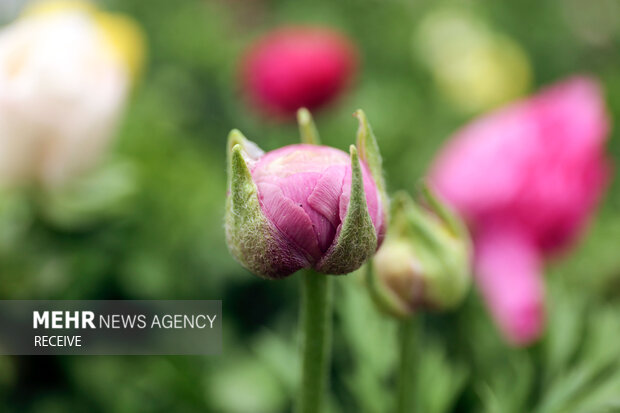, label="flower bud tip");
[297,108,321,145]
[354,109,388,214]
